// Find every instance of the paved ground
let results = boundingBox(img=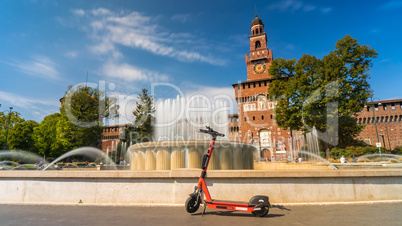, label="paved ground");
[0,202,401,226]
